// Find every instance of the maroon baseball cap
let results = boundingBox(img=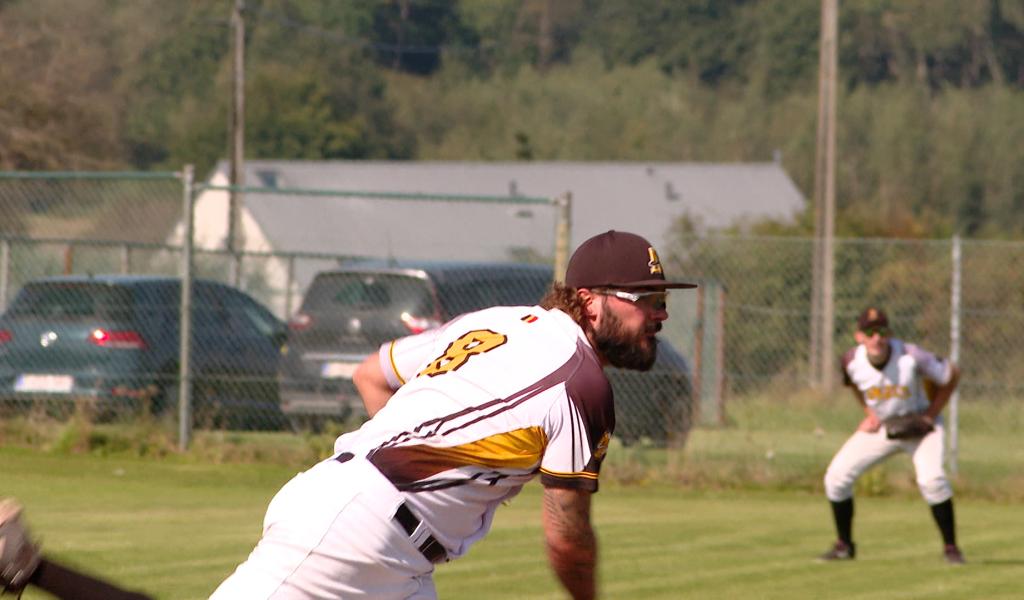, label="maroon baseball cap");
[857,307,889,330]
[564,230,697,290]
